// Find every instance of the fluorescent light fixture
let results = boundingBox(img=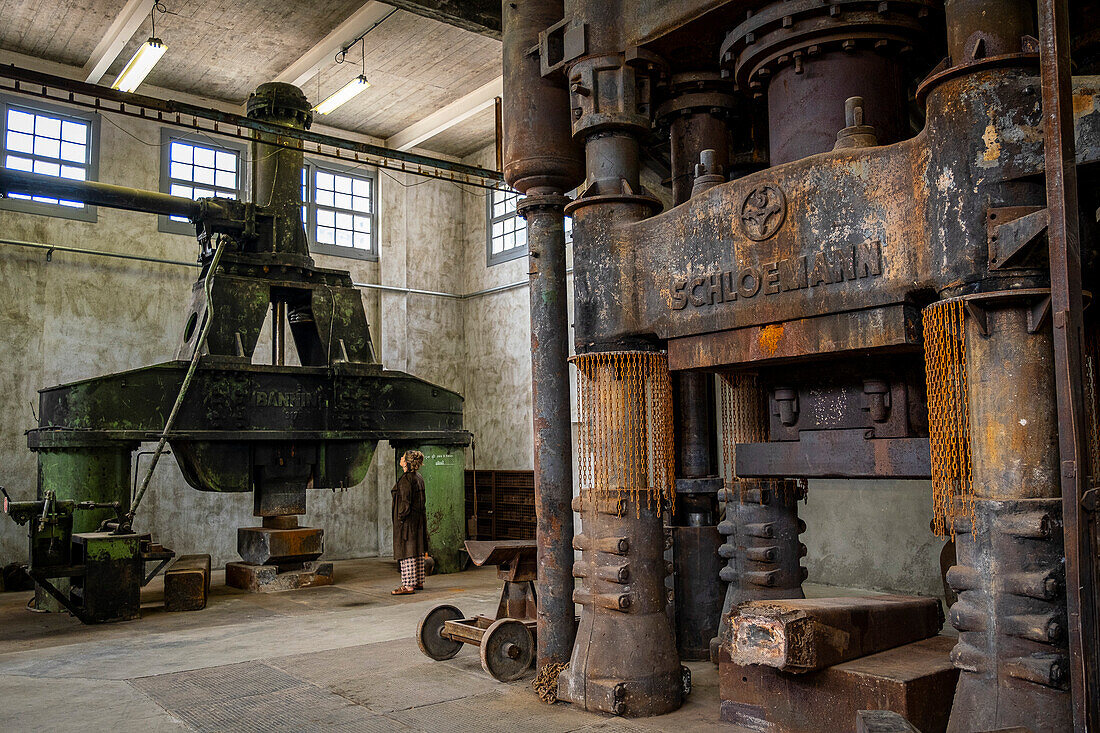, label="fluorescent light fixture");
[112,38,166,93]
[313,75,370,115]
